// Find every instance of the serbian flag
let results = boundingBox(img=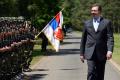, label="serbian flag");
[43,11,63,52]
